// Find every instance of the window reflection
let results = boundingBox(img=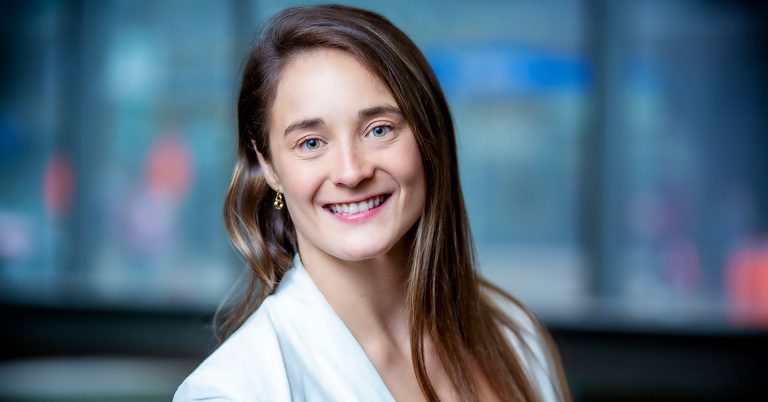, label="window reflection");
[1,0,766,330]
